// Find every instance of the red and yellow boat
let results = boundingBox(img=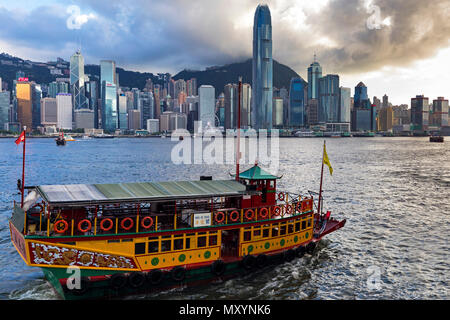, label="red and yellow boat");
[9,162,346,300]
